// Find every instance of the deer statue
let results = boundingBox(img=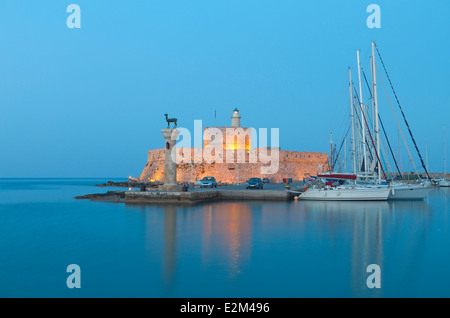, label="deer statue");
[164,113,177,128]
